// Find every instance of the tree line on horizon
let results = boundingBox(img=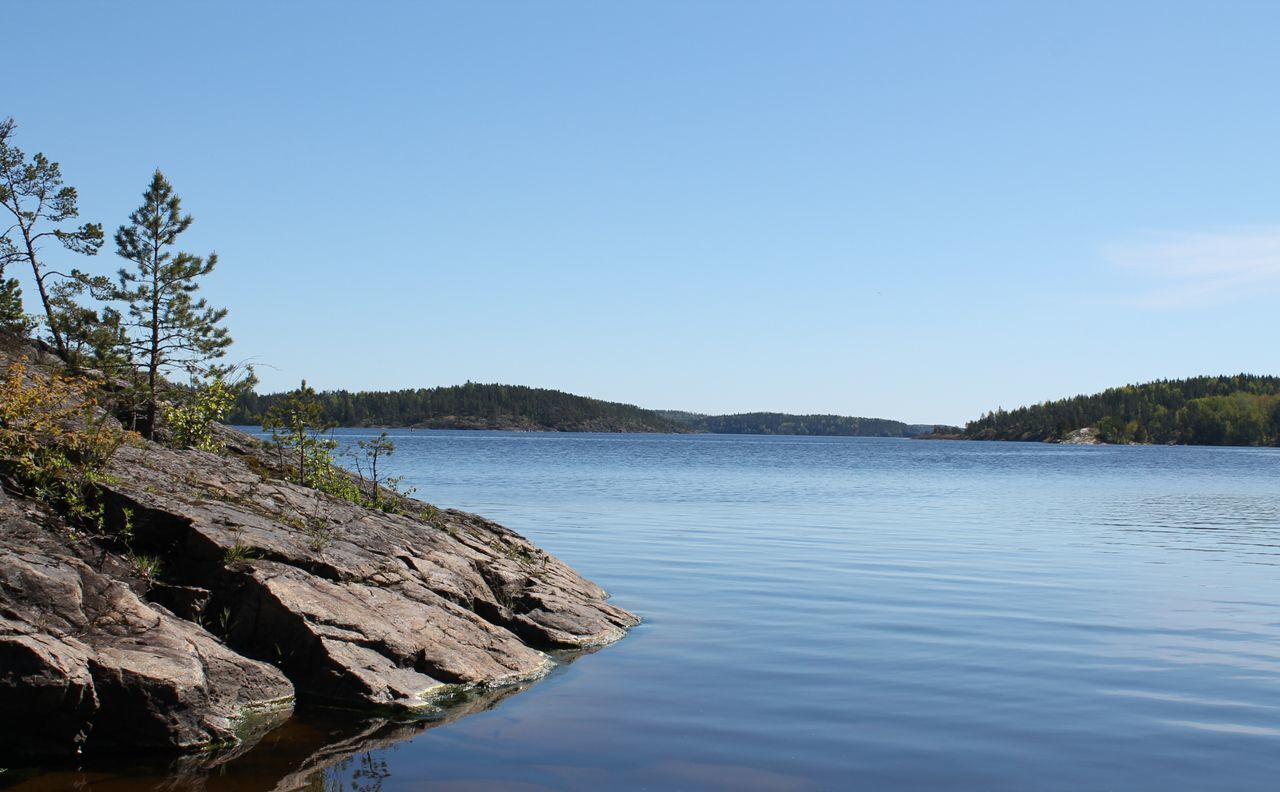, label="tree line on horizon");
[964,374,1280,446]
[229,382,687,433]
[228,384,962,438]
[672,412,952,437]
